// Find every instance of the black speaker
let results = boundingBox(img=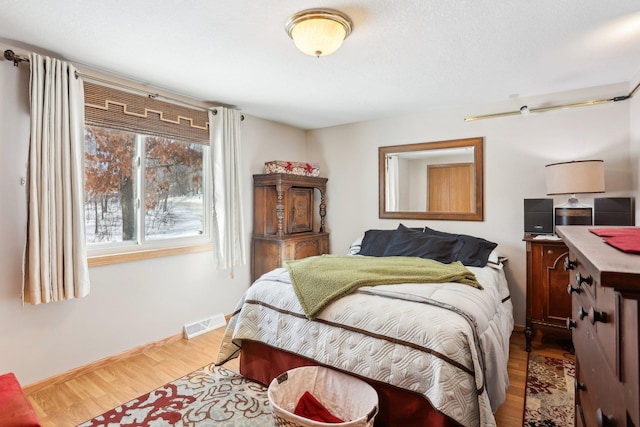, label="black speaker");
[594,197,635,226]
[524,198,553,234]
